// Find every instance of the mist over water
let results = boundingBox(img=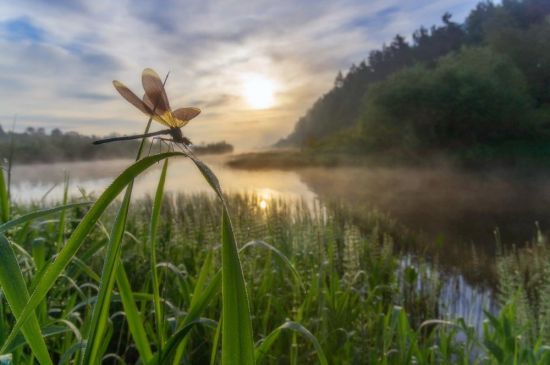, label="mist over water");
[300,165,550,246]
[9,156,316,204]
[299,165,550,285]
